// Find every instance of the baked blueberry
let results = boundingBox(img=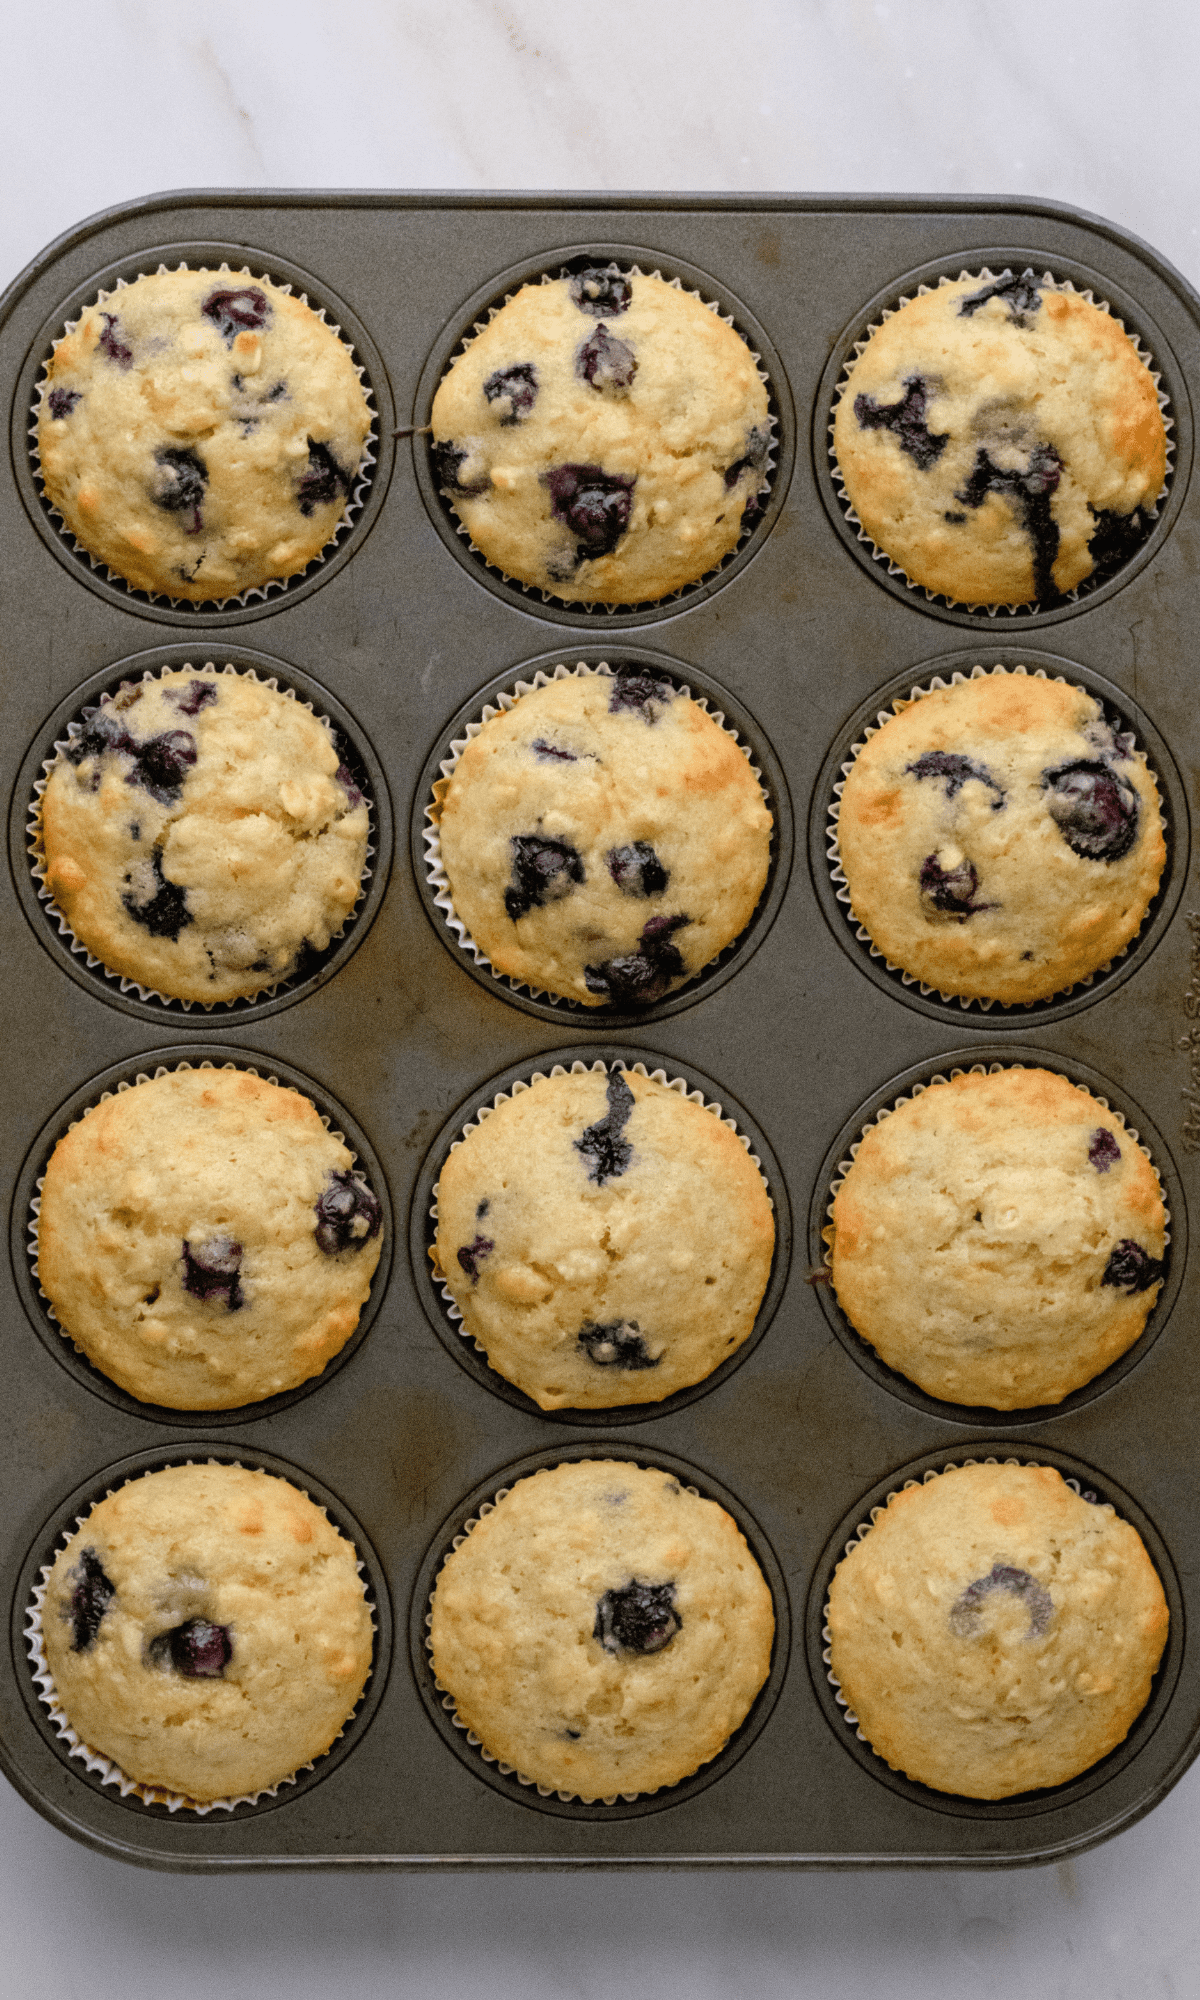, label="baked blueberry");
[953,442,1063,602]
[483,362,538,423]
[505,835,585,921]
[149,1617,233,1677]
[577,325,637,391]
[98,313,133,367]
[907,750,1004,806]
[433,441,489,497]
[335,762,364,809]
[1043,760,1140,862]
[182,1235,244,1310]
[67,706,134,766]
[457,1234,494,1281]
[151,445,207,534]
[1087,505,1152,578]
[130,729,198,803]
[724,423,771,489]
[607,842,669,897]
[47,387,81,420]
[297,438,352,516]
[1089,1128,1122,1172]
[1102,1239,1165,1293]
[67,1547,116,1652]
[607,667,676,723]
[166,680,218,717]
[545,464,635,559]
[121,848,193,941]
[578,1319,659,1369]
[594,1579,680,1655]
[575,1071,635,1185]
[201,286,271,344]
[854,375,948,472]
[919,852,988,918]
[949,1563,1053,1639]
[958,269,1043,325]
[569,268,633,318]
[314,1170,382,1256]
[531,739,579,763]
[584,912,689,1007]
